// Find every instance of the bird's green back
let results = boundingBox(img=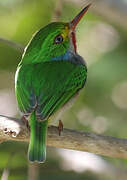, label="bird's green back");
[16,60,87,120]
